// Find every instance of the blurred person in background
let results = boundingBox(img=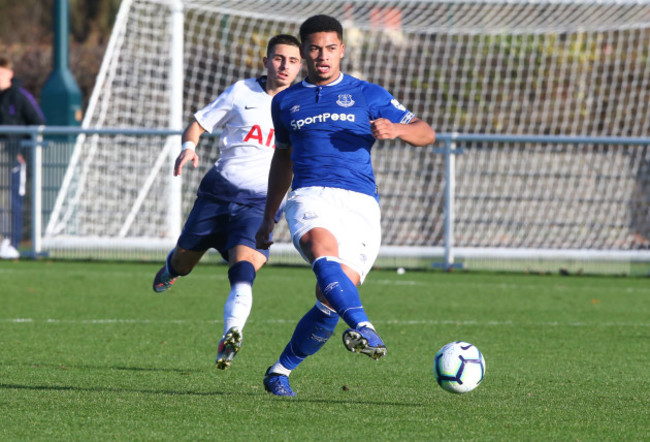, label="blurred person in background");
[0,55,46,259]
